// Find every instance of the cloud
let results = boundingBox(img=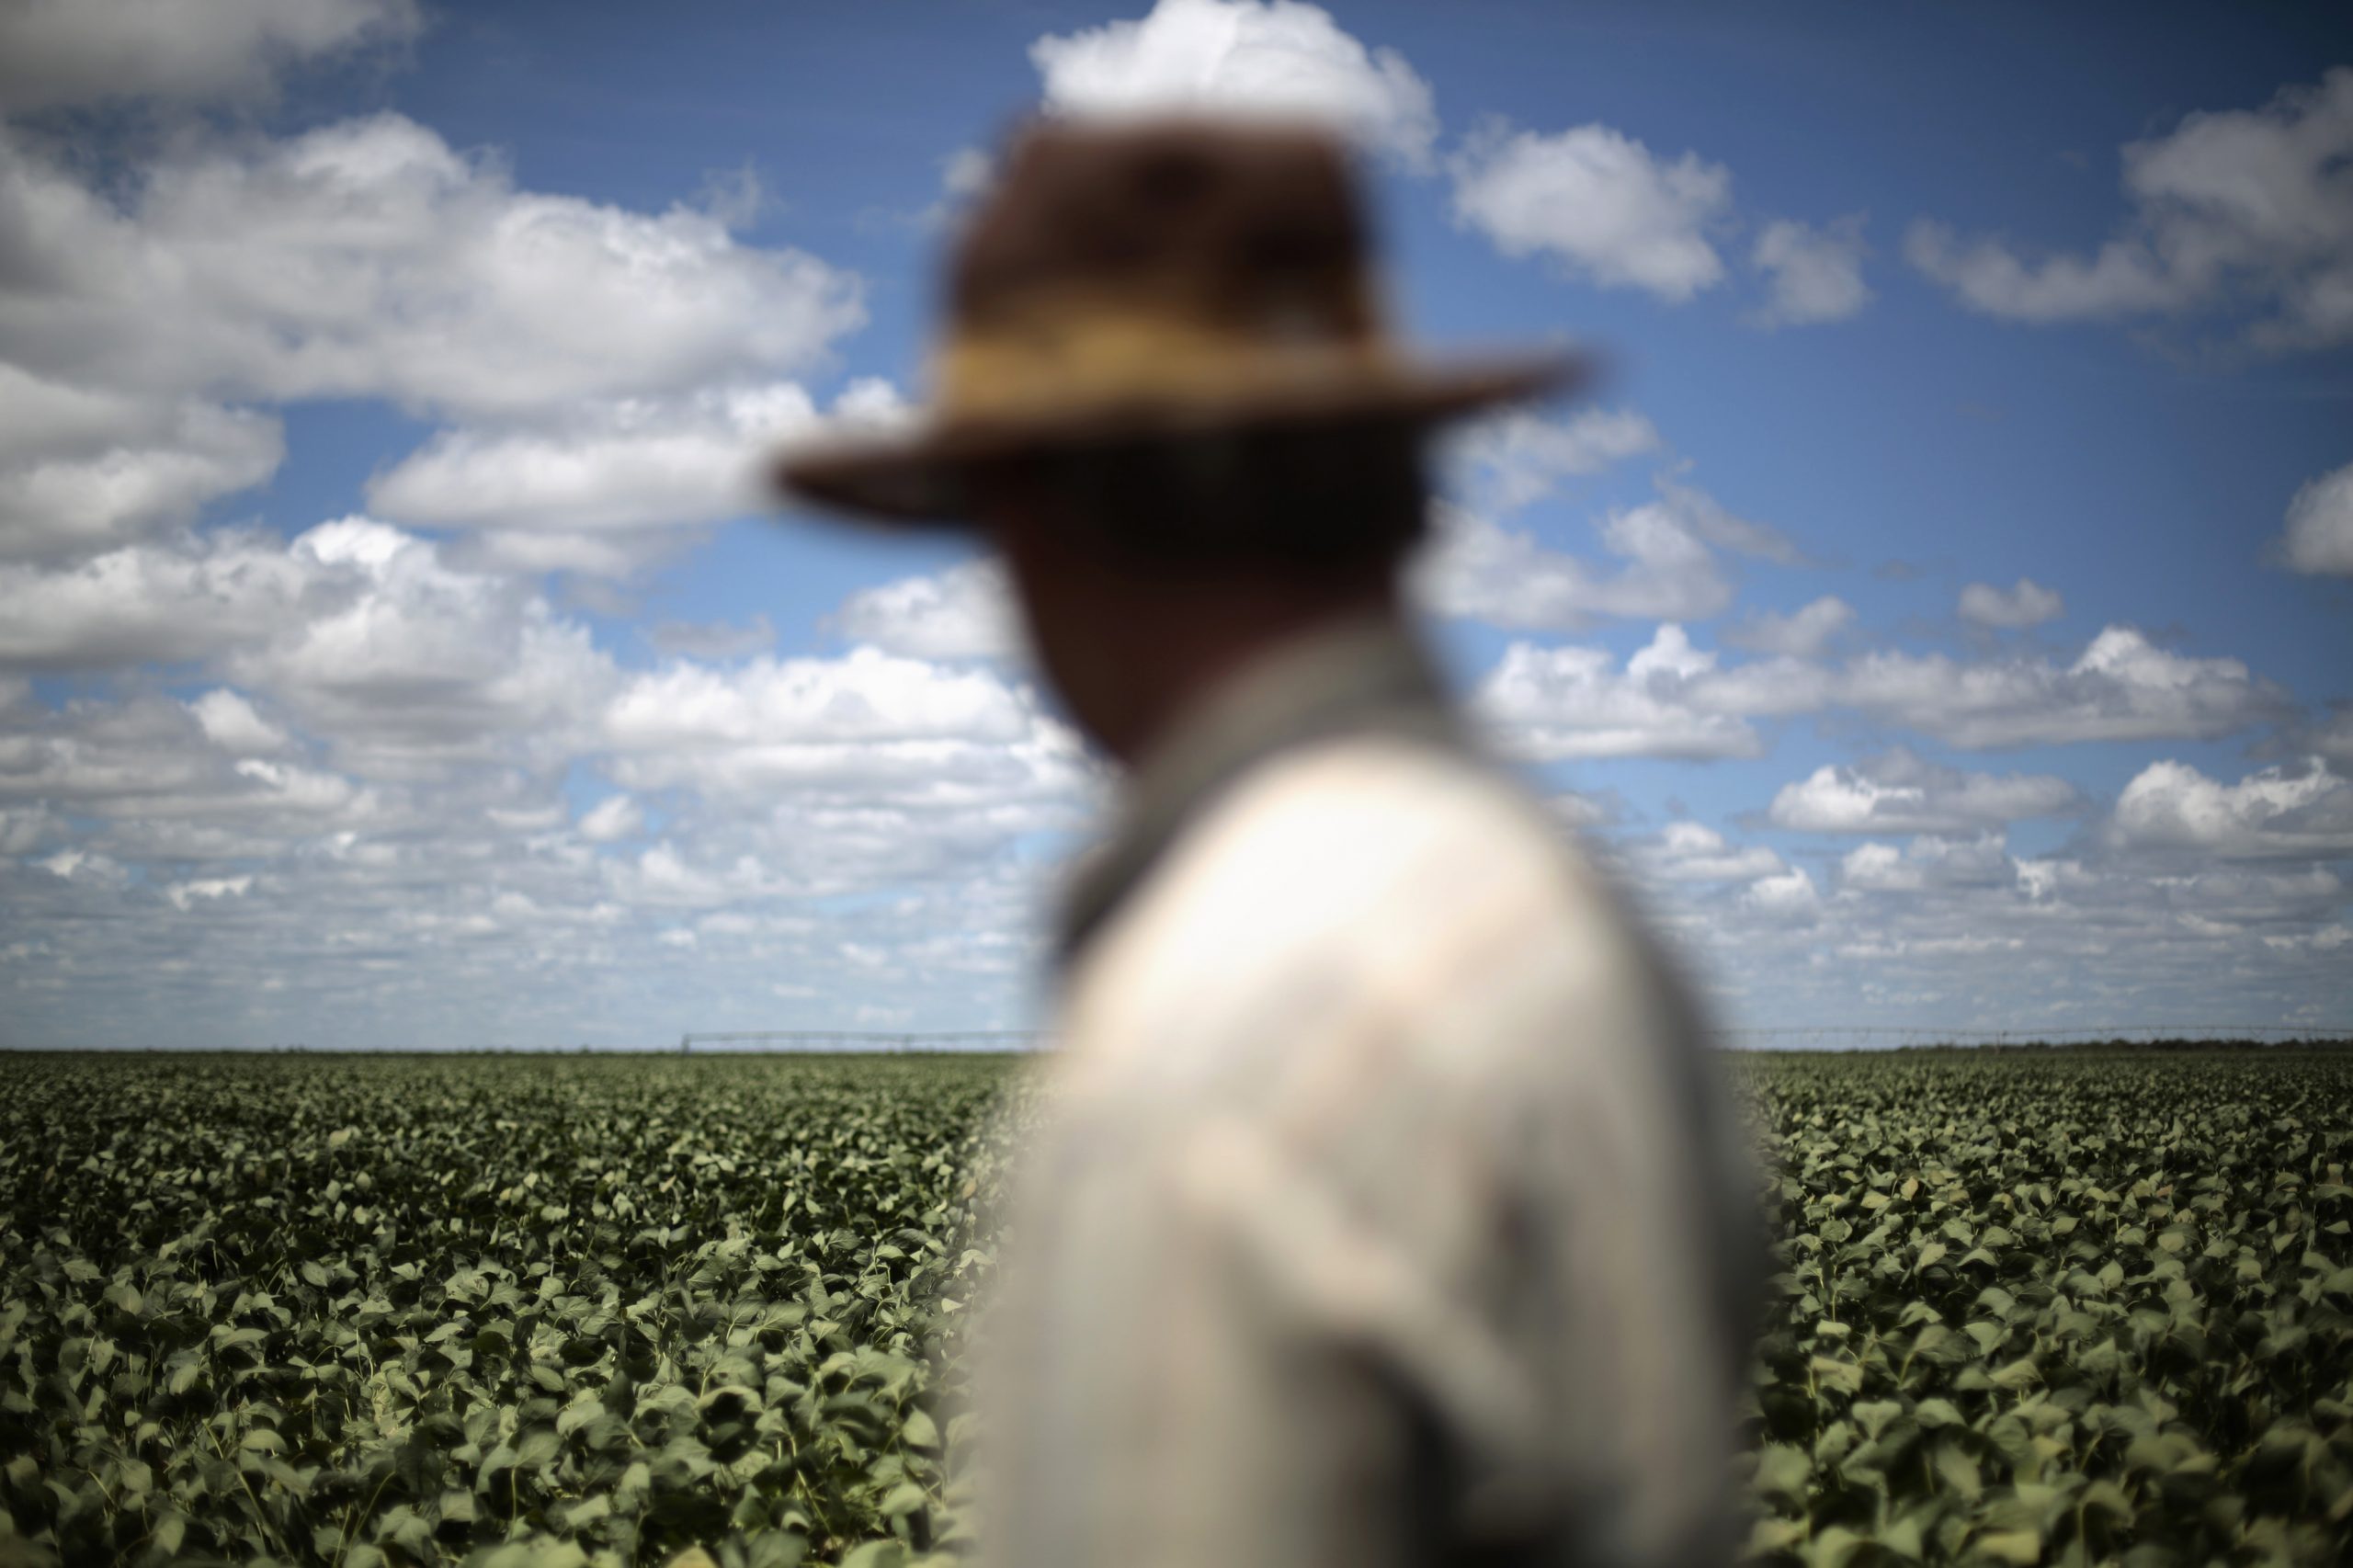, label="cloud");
[1445,405,1663,510]
[601,646,1088,812]
[1743,866,1820,919]
[940,146,995,201]
[2305,708,2353,767]
[1903,223,2183,323]
[1722,596,1854,658]
[35,847,130,888]
[0,803,63,856]
[1030,0,1438,170]
[1904,69,2353,349]
[1418,500,1726,632]
[1476,622,2282,764]
[1450,119,1732,301]
[369,383,819,535]
[1636,820,1786,883]
[830,561,1022,662]
[577,793,643,844]
[0,0,419,111]
[1836,626,2284,747]
[2264,926,2351,956]
[1475,624,1763,761]
[926,146,995,227]
[1768,750,2080,834]
[188,689,293,756]
[165,875,255,913]
[0,578,1090,1044]
[0,694,382,846]
[1835,834,2015,900]
[369,380,907,575]
[1651,472,1802,564]
[2275,460,2353,576]
[1416,474,1790,633]
[1625,810,2350,1038]
[645,614,777,662]
[0,528,346,672]
[1748,215,1871,326]
[1547,790,1620,832]
[219,518,619,776]
[2112,757,2353,858]
[0,113,865,424]
[0,369,285,562]
[1958,576,2065,629]
[1837,841,1923,894]
[0,110,868,583]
